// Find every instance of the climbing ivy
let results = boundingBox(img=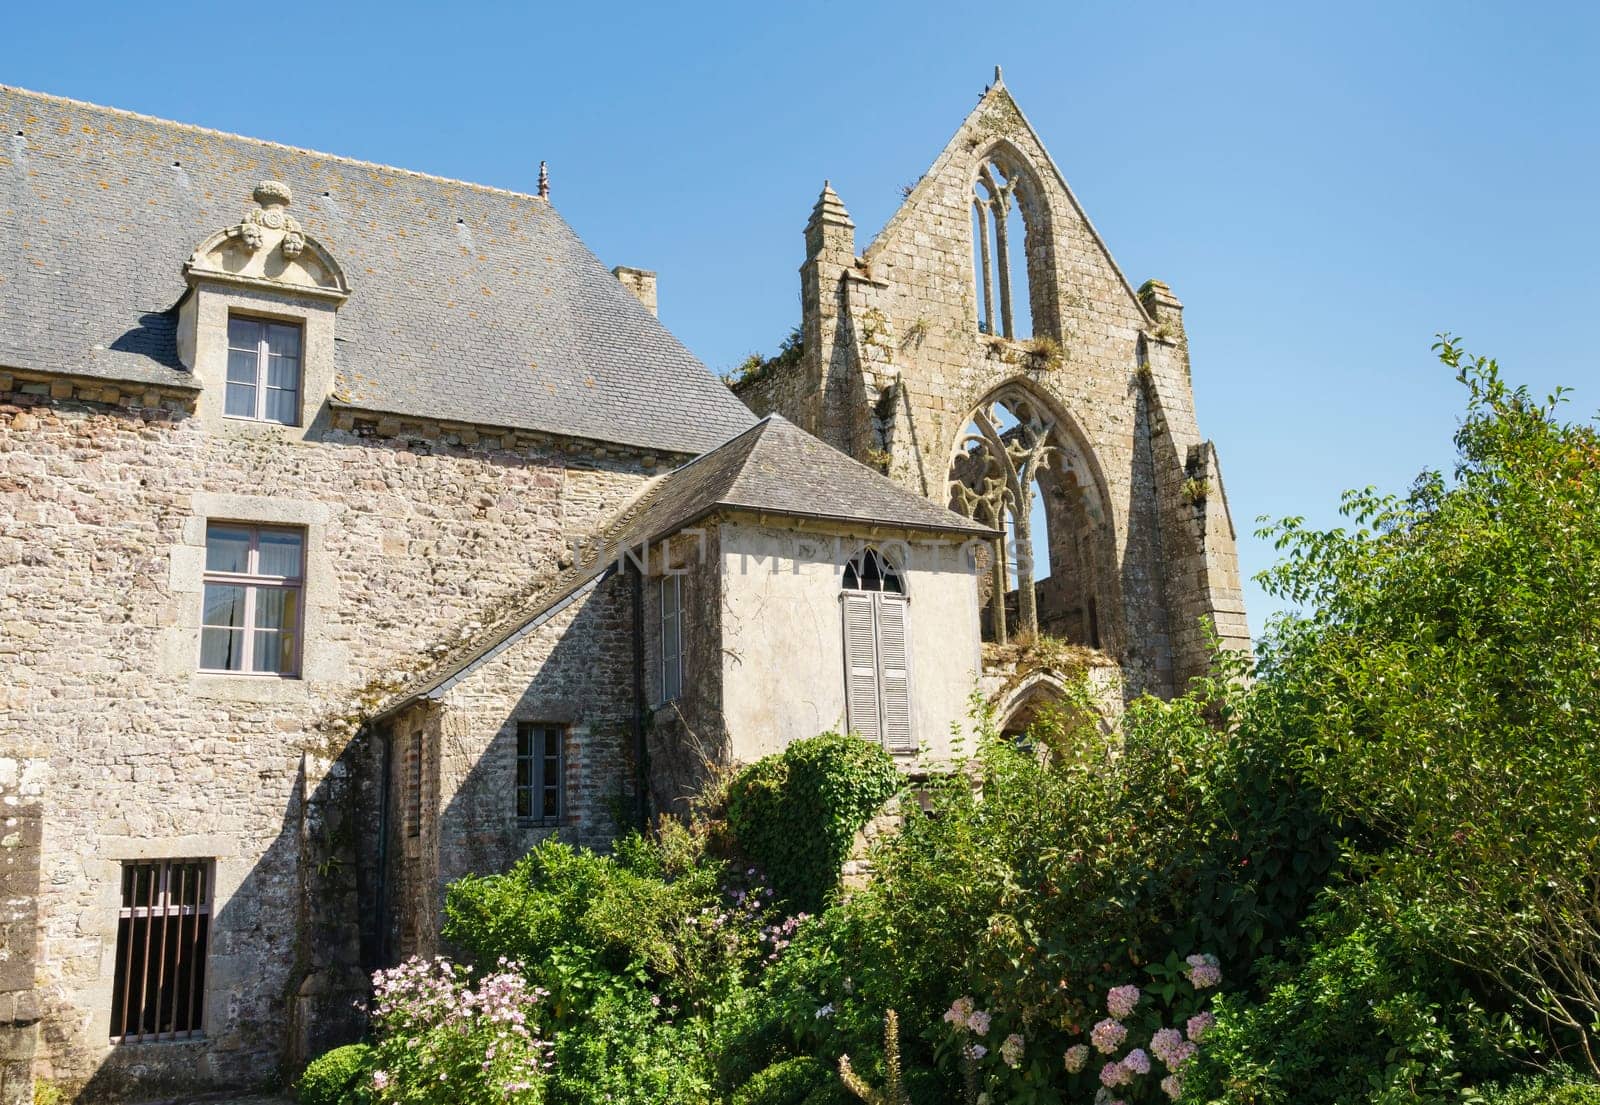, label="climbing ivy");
[726,732,901,913]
